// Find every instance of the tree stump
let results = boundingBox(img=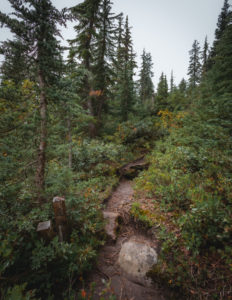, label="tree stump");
[53,196,68,242]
